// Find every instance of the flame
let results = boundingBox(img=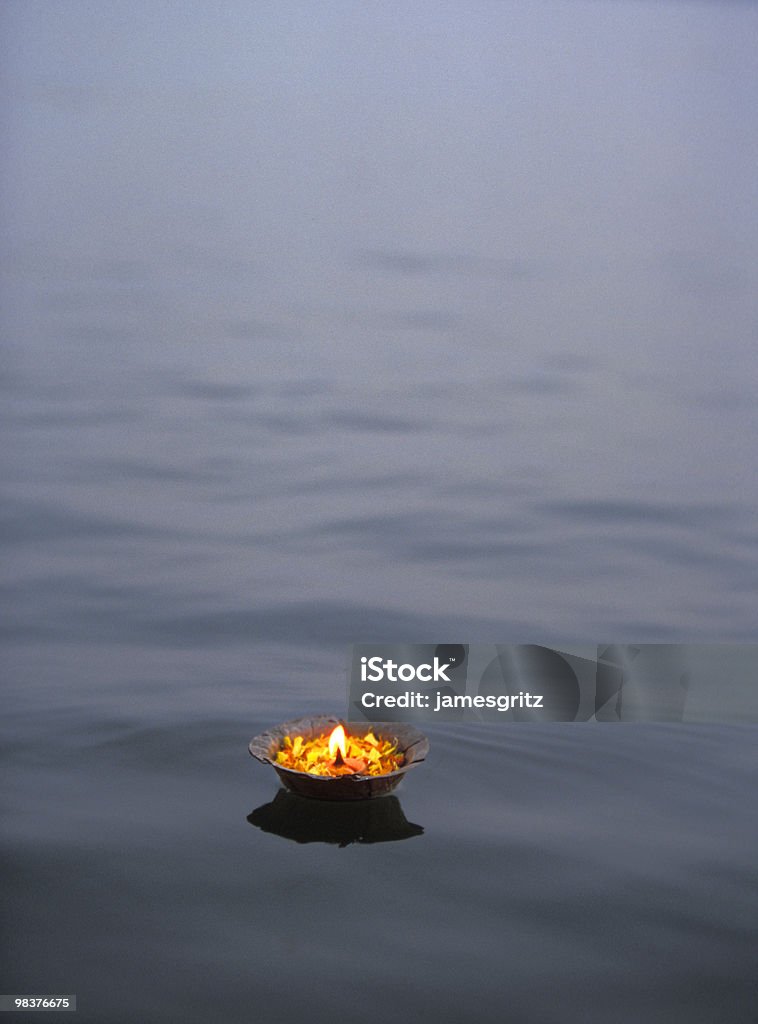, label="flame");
[328,724,347,761]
